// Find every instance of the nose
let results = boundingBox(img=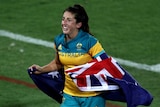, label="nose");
[62,19,67,25]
